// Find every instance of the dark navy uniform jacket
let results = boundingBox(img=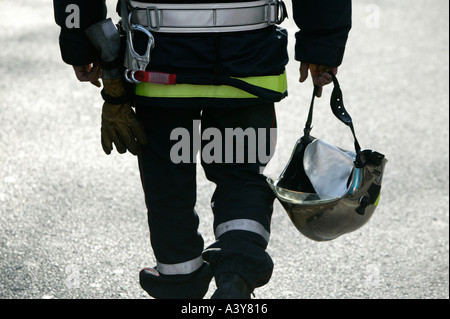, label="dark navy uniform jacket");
[53,0,352,74]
